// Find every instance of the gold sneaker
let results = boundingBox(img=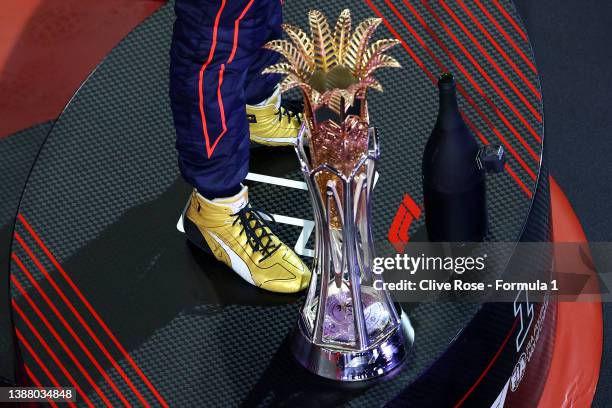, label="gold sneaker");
[246,87,303,146]
[183,186,311,293]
